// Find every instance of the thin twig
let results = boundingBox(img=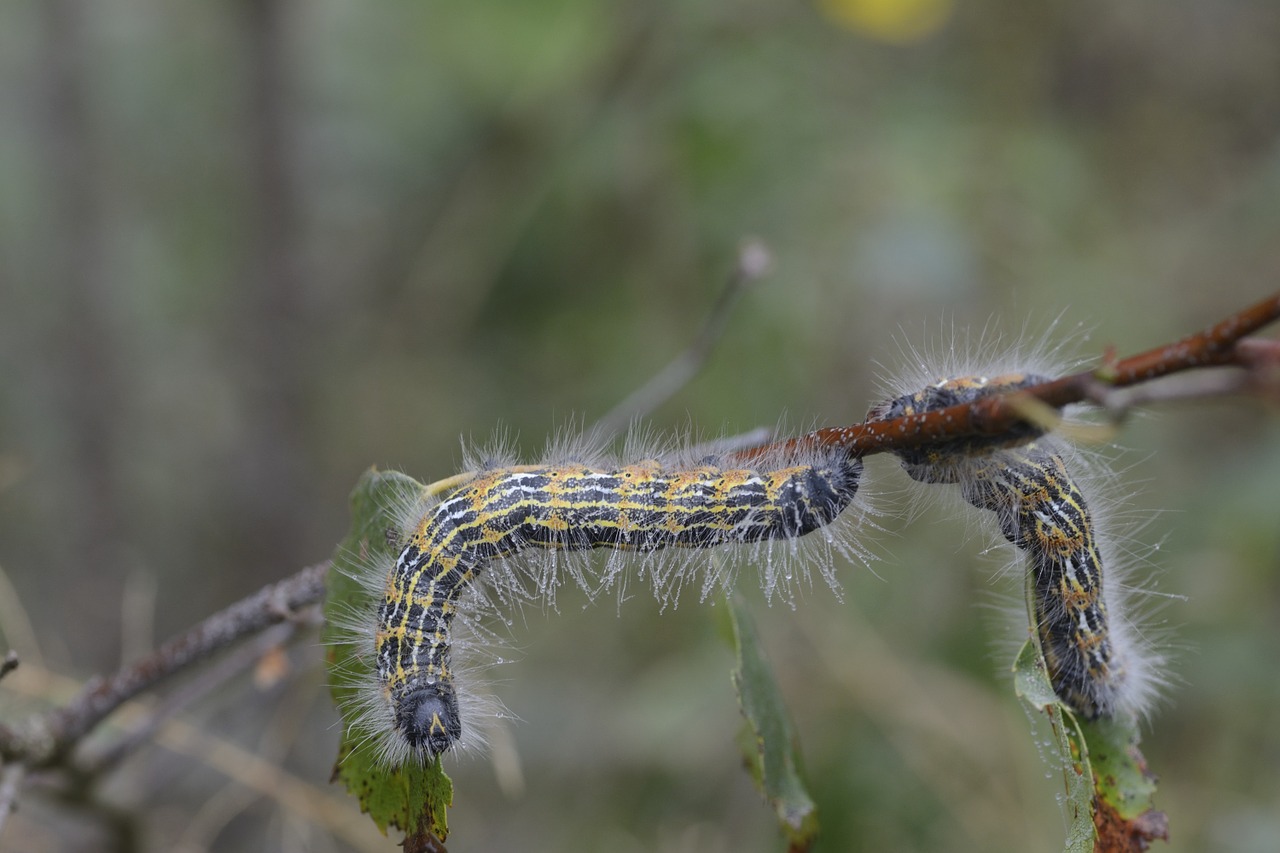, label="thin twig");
[0,562,328,767]
[1235,337,1280,392]
[593,238,772,436]
[0,652,17,683]
[1,656,382,851]
[684,426,776,458]
[1082,370,1260,415]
